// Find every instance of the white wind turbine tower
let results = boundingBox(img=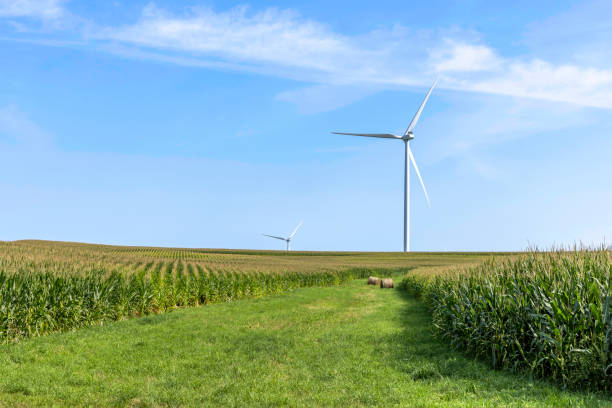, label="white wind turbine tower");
[262,221,303,251]
[333,79,437,252]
